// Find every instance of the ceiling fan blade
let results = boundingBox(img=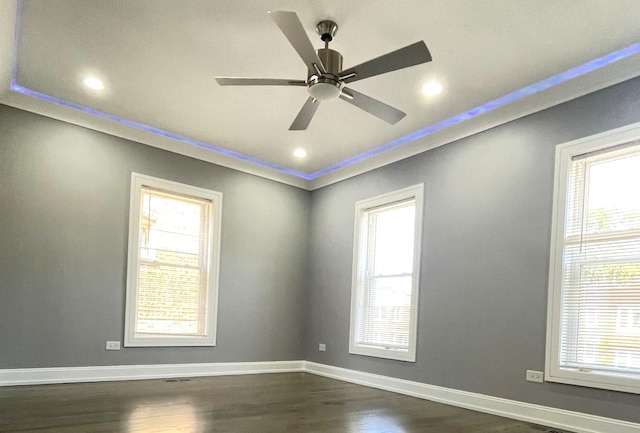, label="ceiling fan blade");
[215,77,306,86]
[340,41,432,84]
[290,97,320,130]
[269,11,326,74]
[340,88,406,124]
